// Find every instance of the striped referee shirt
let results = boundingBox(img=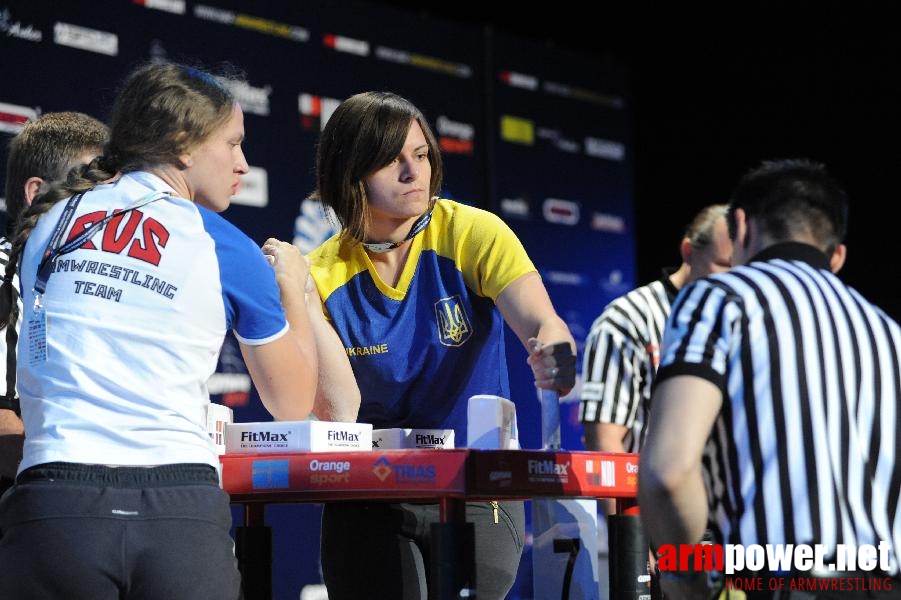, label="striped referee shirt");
[0,237,19,394]
[579,270,678,453]
[657,241,901,576]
